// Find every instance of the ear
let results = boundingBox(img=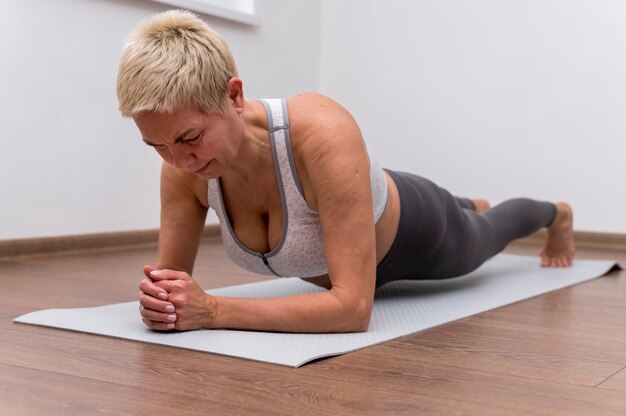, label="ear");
[225,77,245,113]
